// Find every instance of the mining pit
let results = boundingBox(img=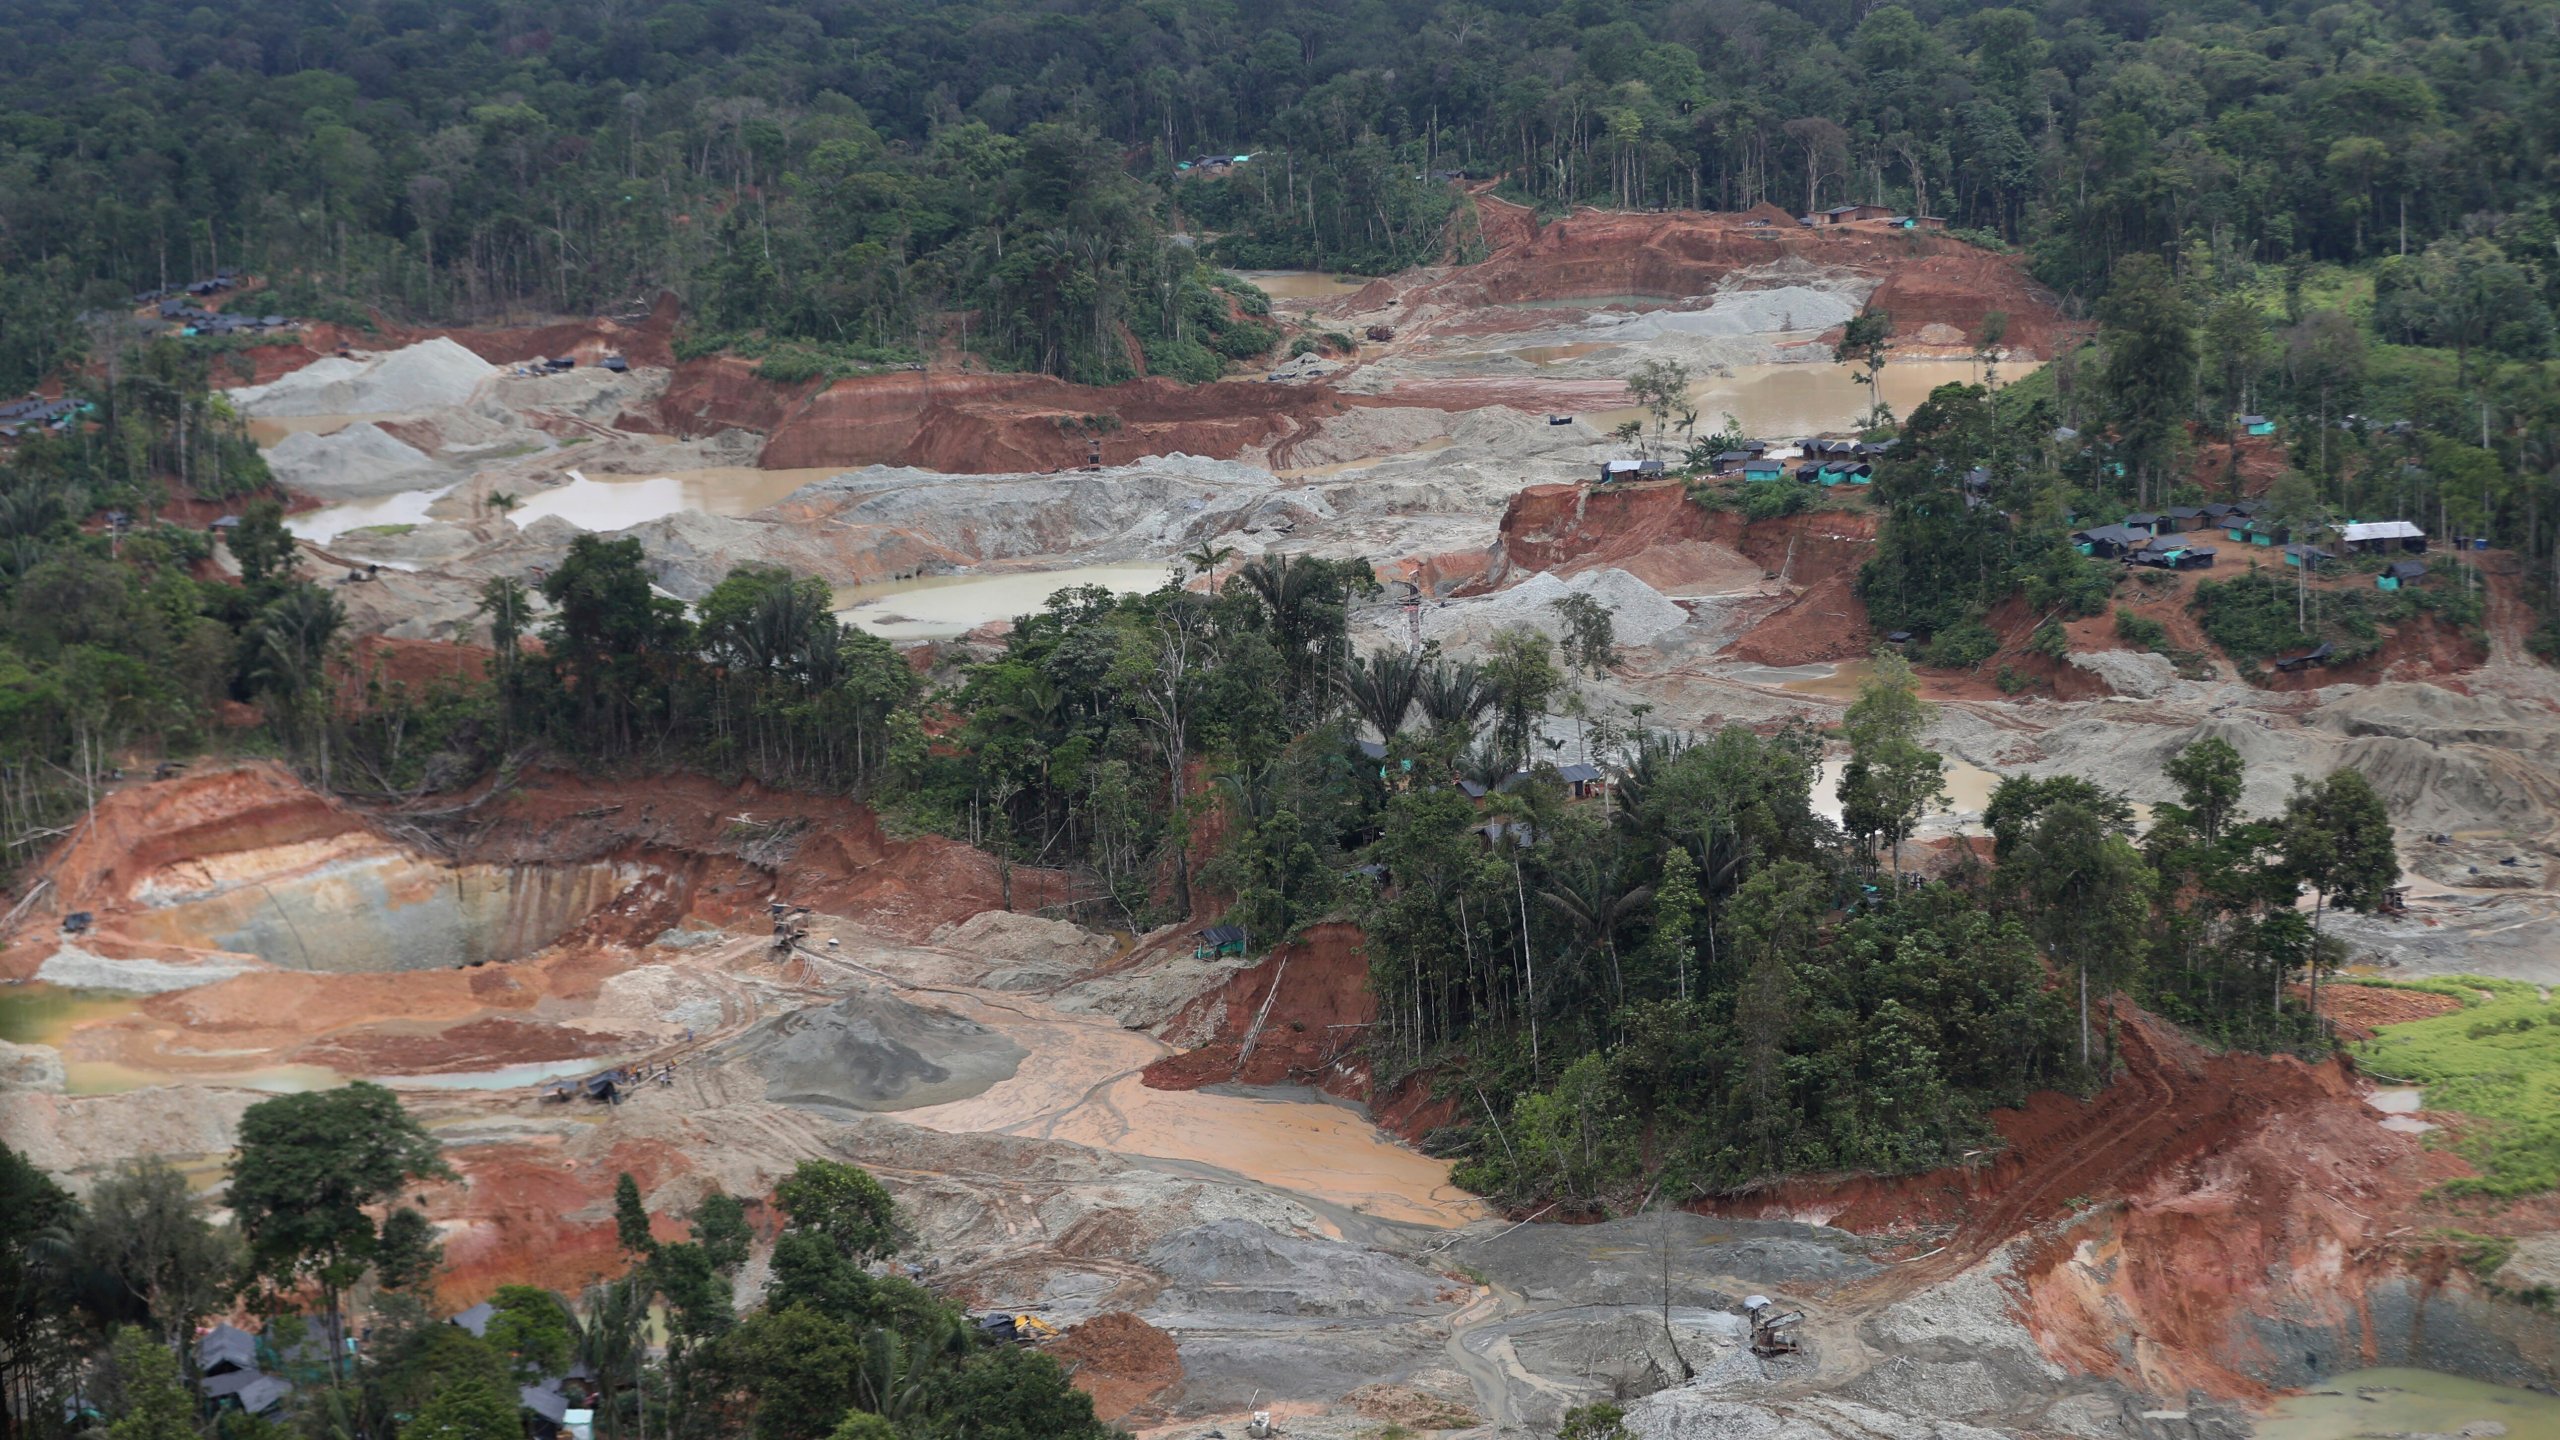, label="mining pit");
[10,203,2560,1439]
